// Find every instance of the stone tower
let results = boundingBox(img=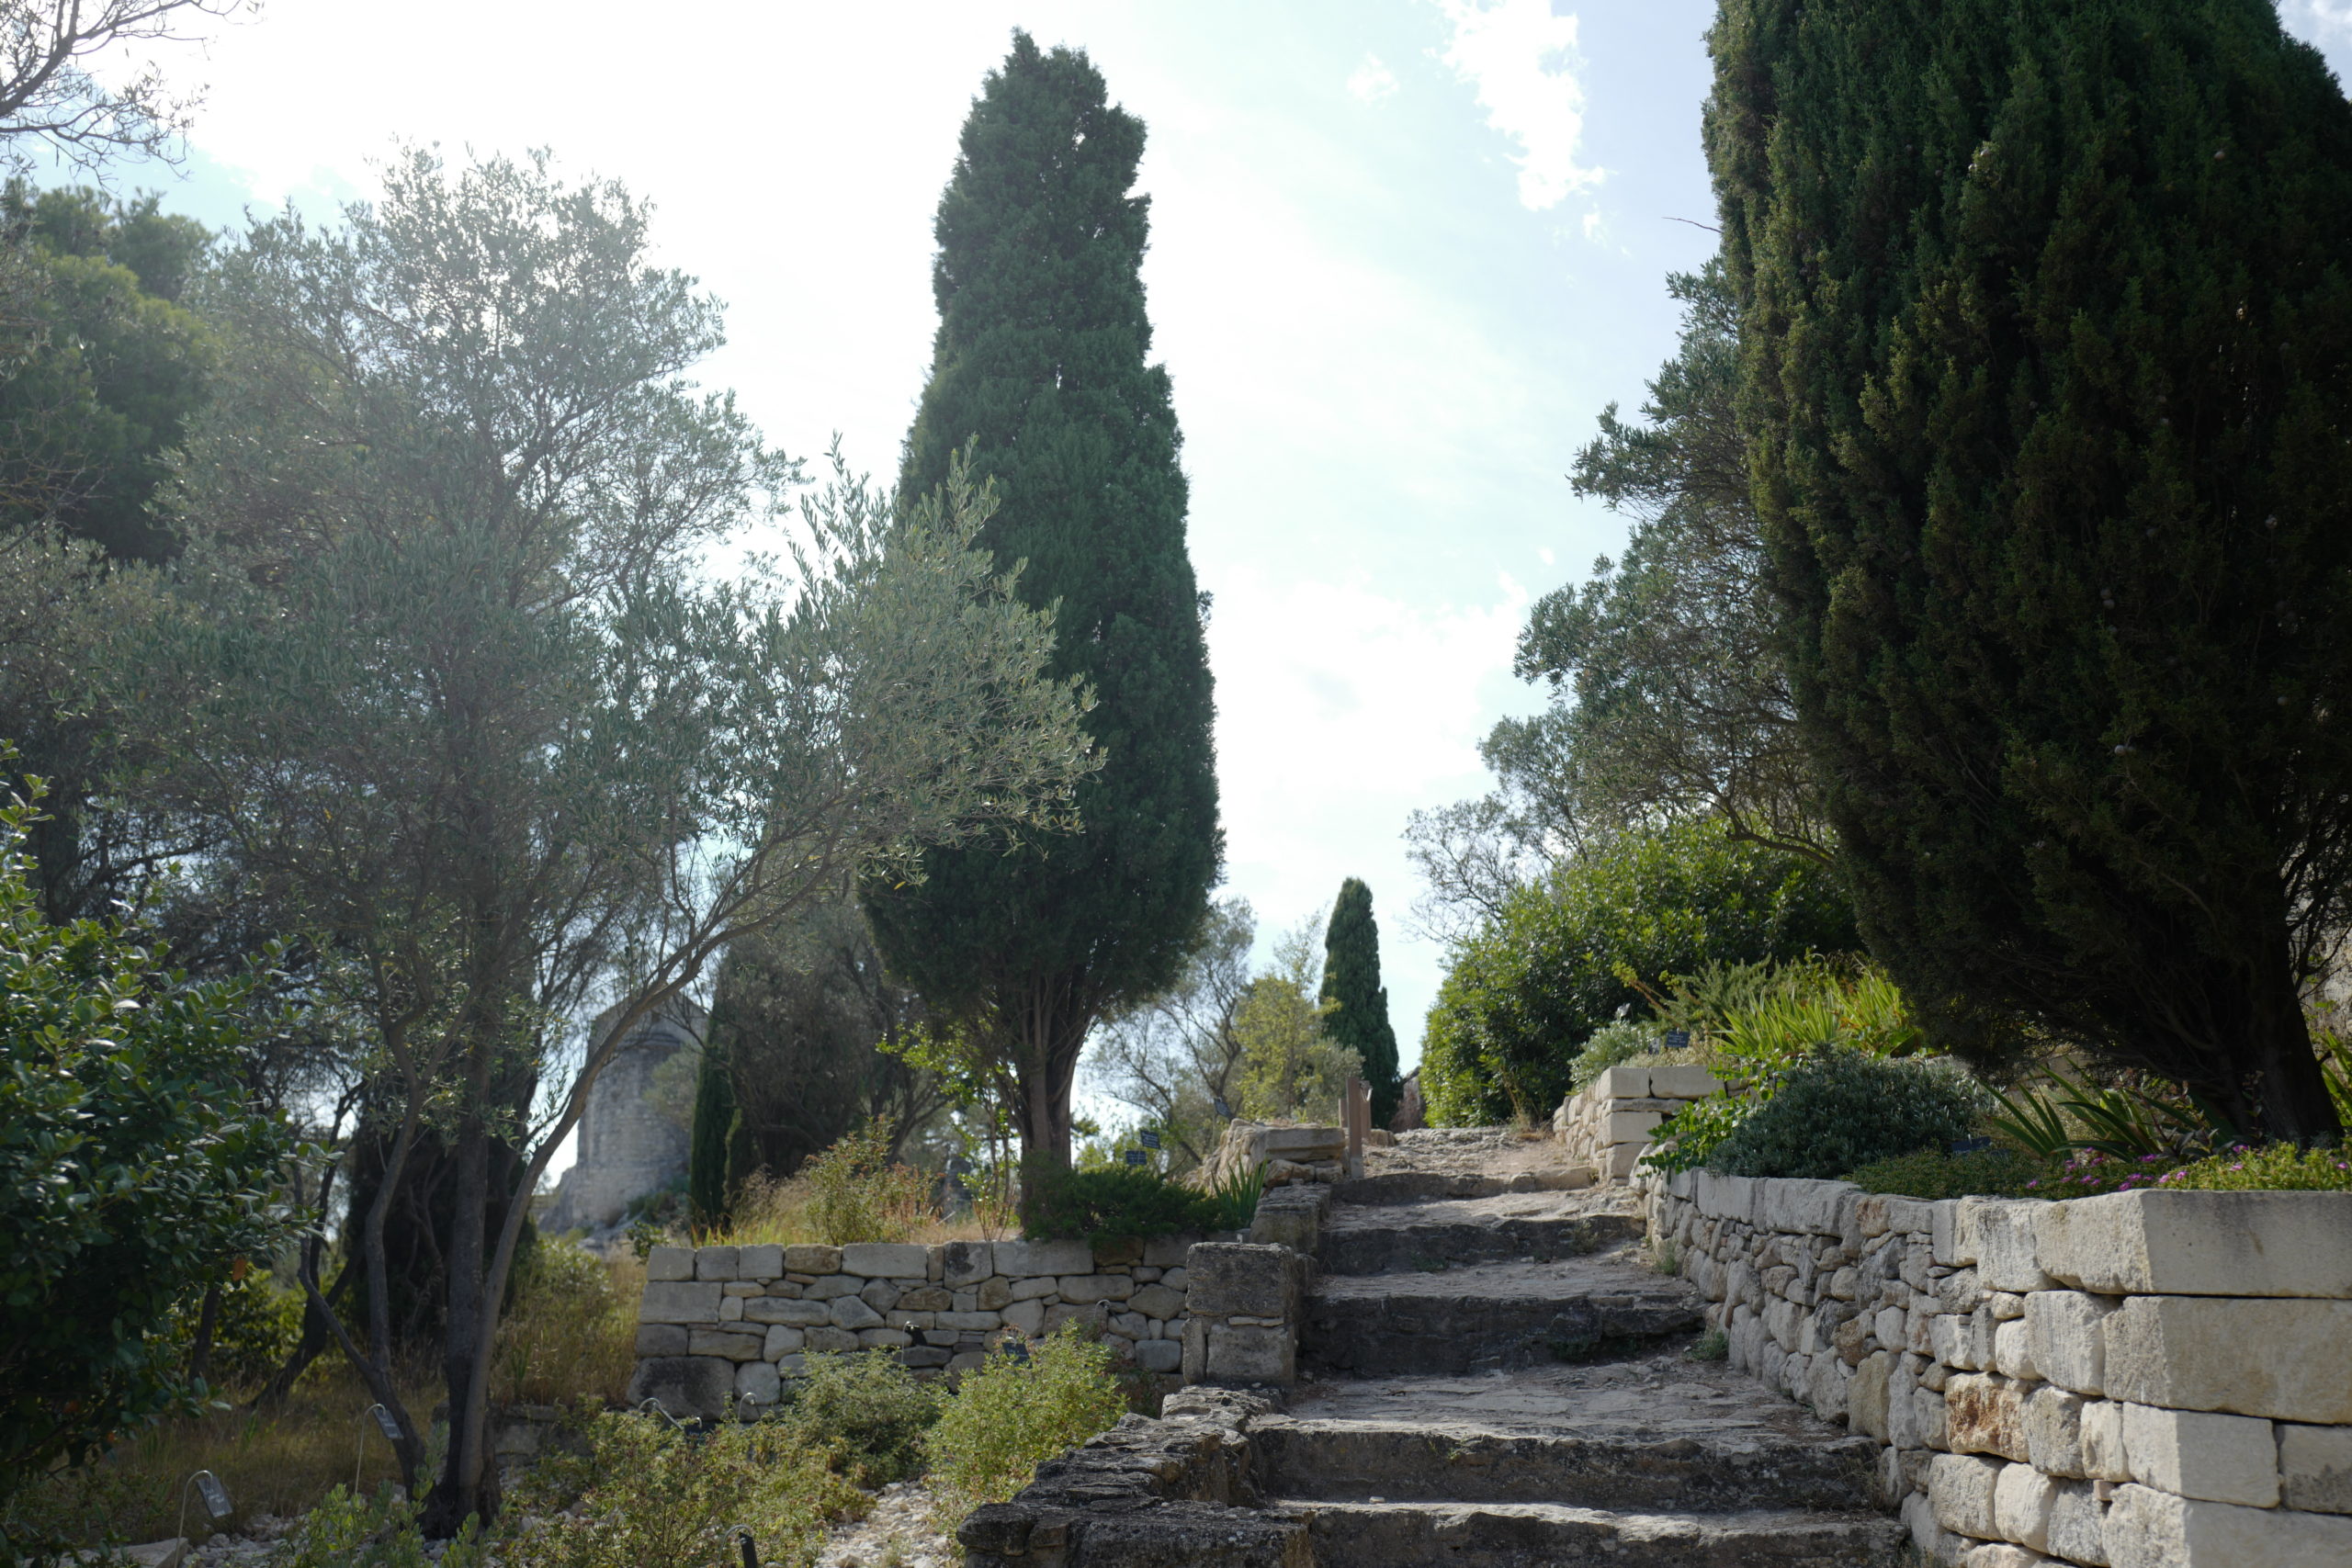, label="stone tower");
[544,996,705,1233]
